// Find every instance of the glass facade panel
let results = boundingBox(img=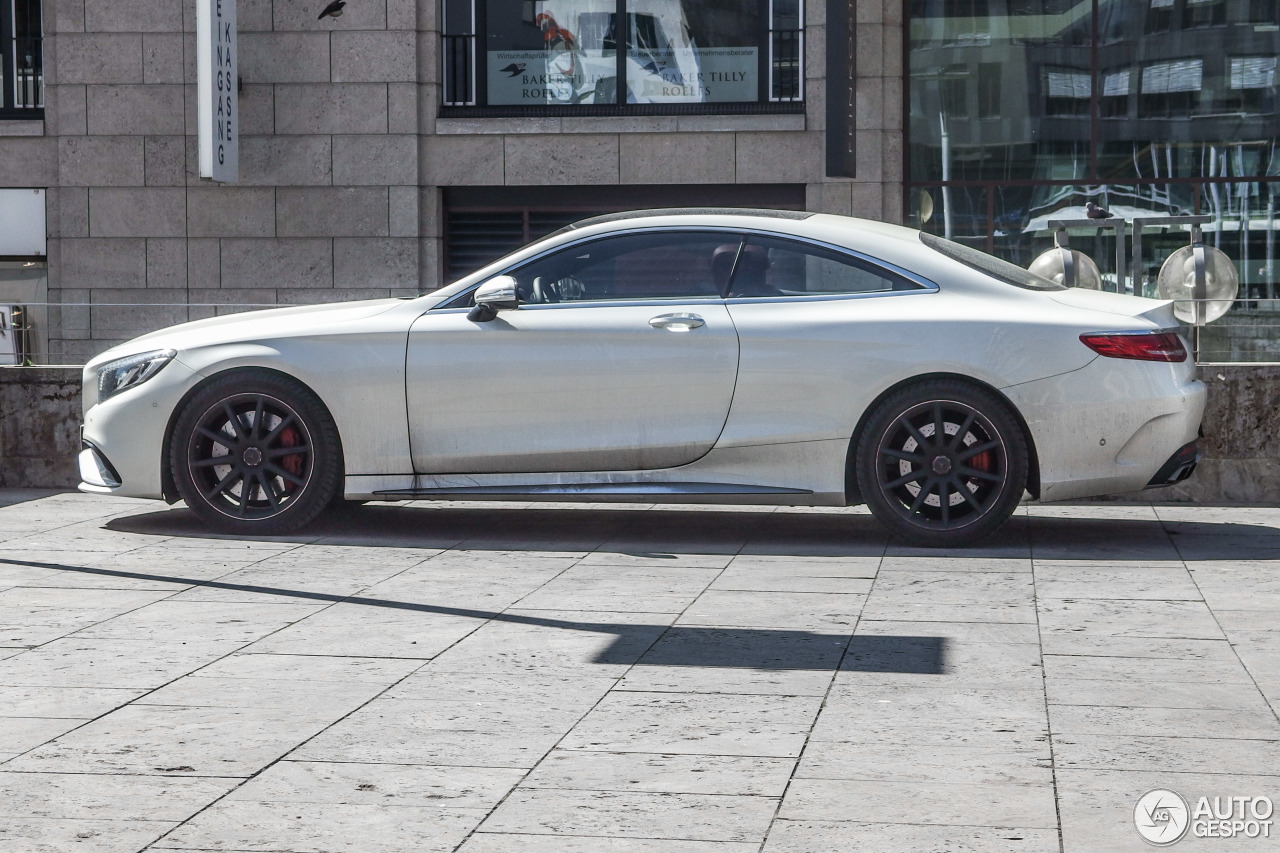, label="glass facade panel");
[908,184,989,250]
[908,0,1092,184]
[908,0,1280,336]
